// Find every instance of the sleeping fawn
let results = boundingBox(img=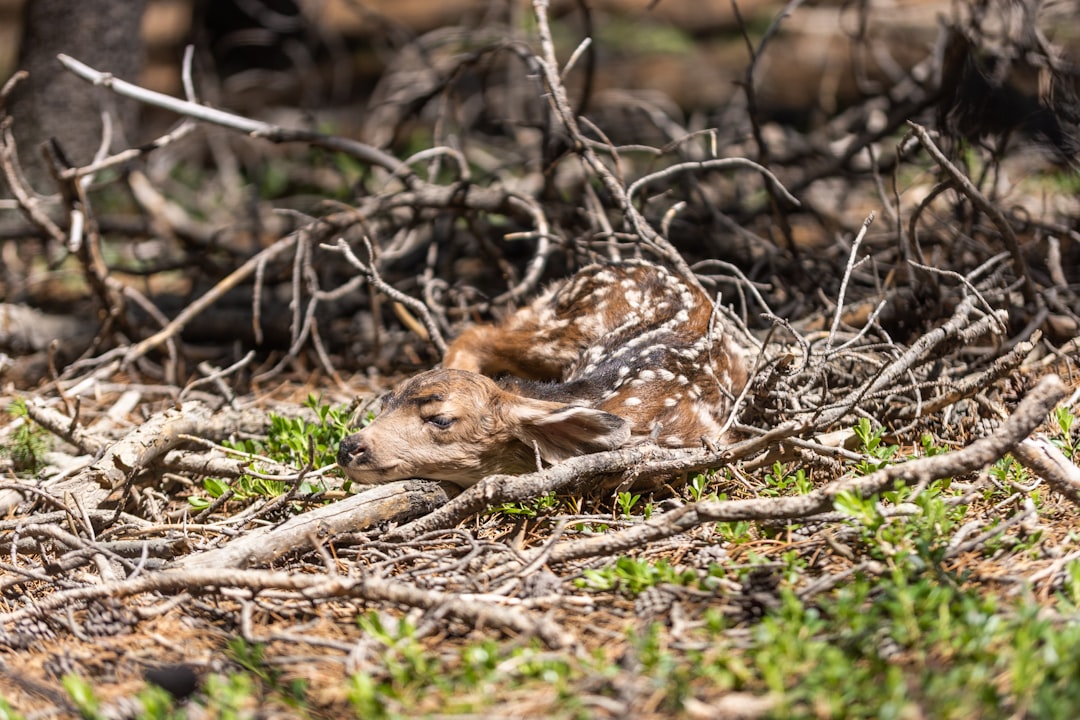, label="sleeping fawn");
[337,259,748,487]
